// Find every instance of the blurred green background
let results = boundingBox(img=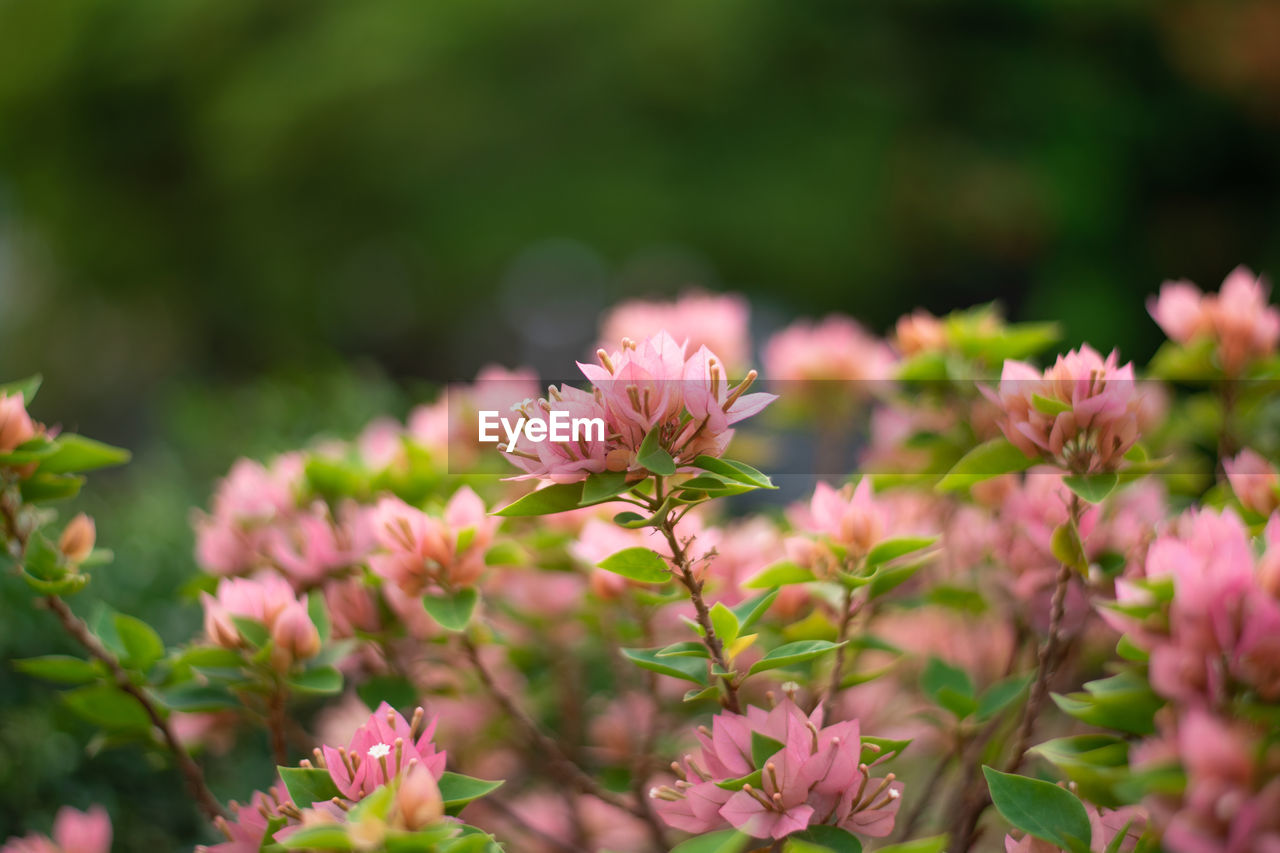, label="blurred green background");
[1,0,1279,846]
